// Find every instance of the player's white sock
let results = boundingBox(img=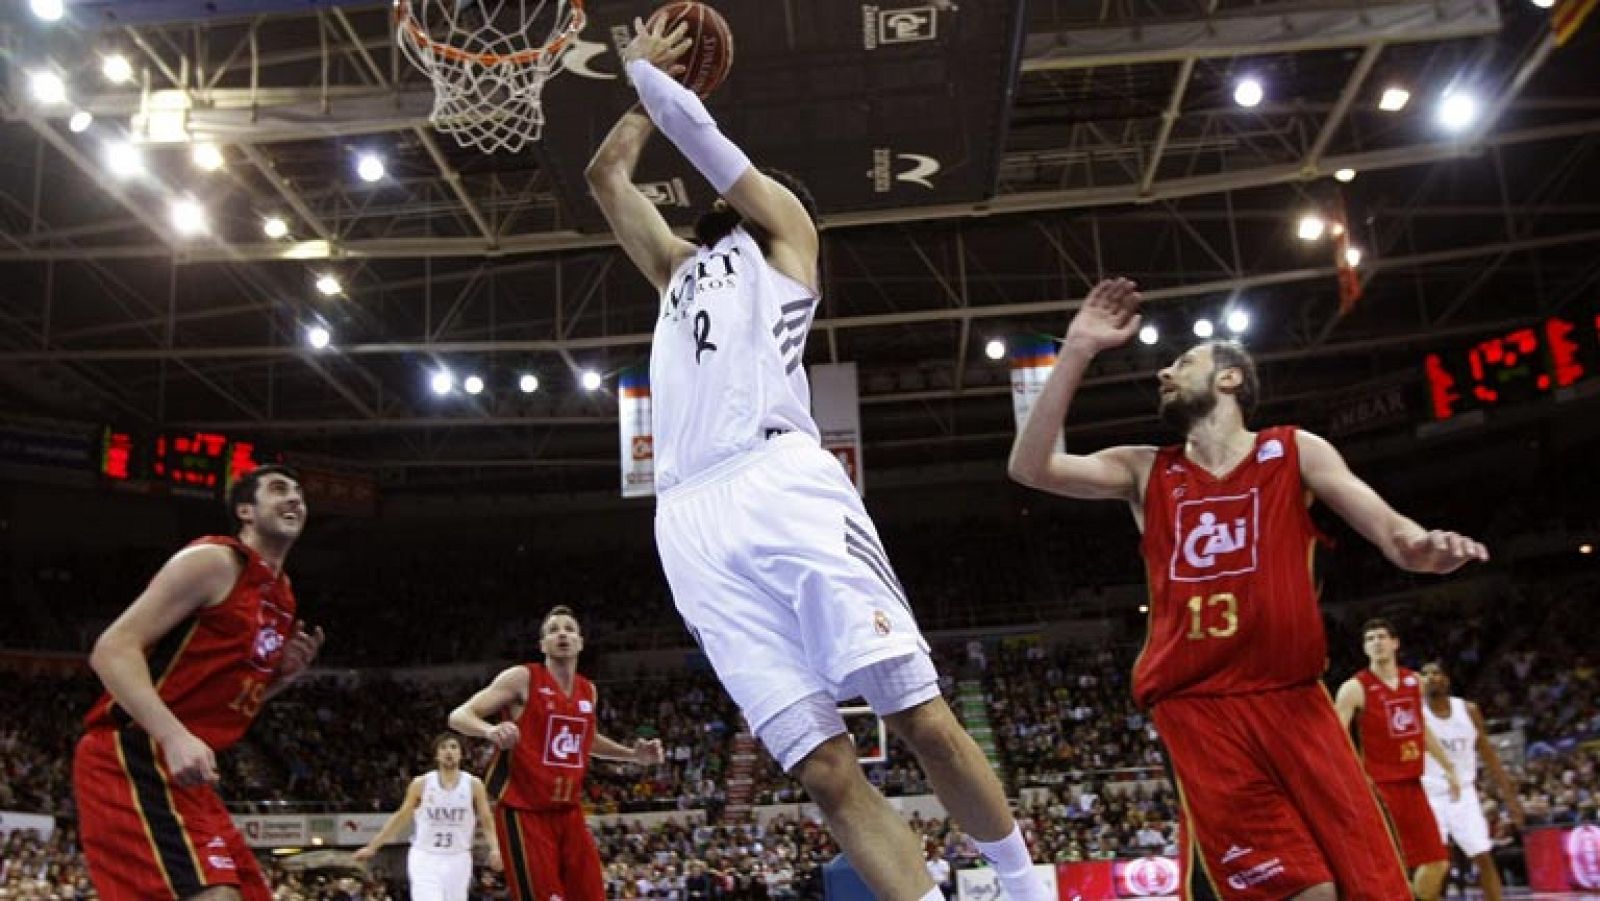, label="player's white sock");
[975,824,1047,900]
